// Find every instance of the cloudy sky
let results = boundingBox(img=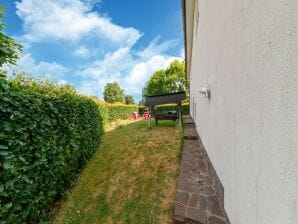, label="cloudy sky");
[3,0,184,101]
